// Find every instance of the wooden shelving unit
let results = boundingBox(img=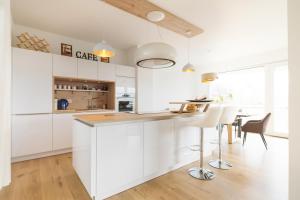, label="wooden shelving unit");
[54,89,109,93]
[53,76,115,111]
